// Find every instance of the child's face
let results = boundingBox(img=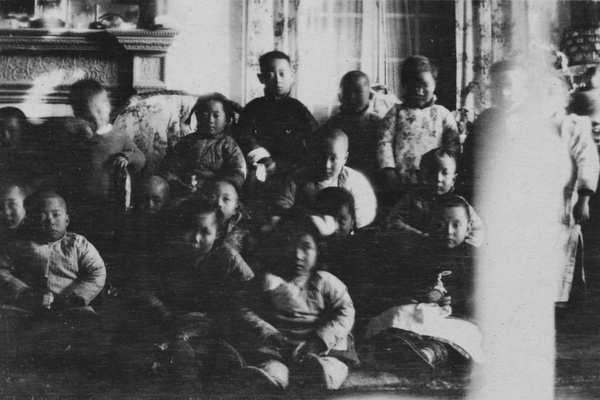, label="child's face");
[403,71,436,108]
[34,197,69,242]
[196,100,228,136]
[207,181,238,222]
[491,69,528,111]
[287,233,318,277]
[0,186,26,230]
[334,205,354,238]
[316,136,348,181]
[0,117,22,148]
[140,183,168,215]
[182,212,219,257]
[259,58,294,98]
[423,154,457,195]
[340,78,370,113]
[85,90,111,131]
[433,206,470,249]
